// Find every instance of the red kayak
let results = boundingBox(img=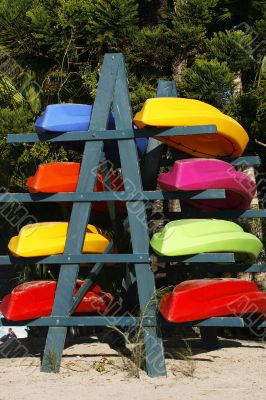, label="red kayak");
[26,162,126,214]
[0,280,113,321]
[160,279,266,323]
